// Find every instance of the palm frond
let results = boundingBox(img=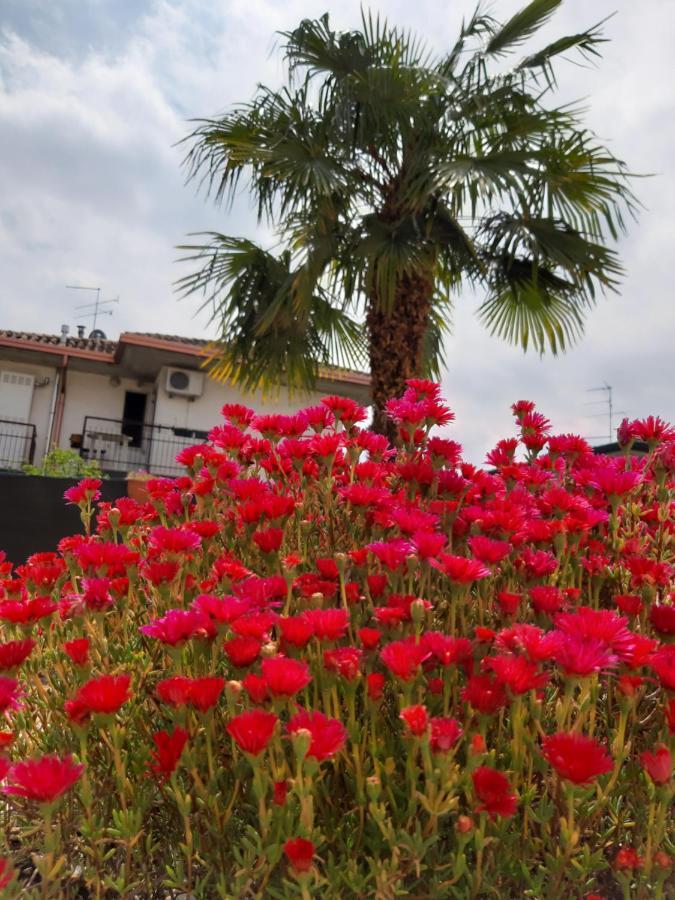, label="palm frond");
[484,0,563,58]
[176,234,365,395]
